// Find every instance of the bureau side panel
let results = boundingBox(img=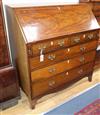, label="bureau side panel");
[8,7,31,99]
